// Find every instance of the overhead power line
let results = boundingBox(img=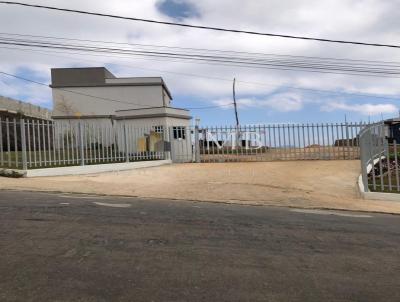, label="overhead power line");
[1,1,400,49]
[2,41,400,102]
[2,32,400,67]
[1,35,400,77]
[0,70,233,110]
